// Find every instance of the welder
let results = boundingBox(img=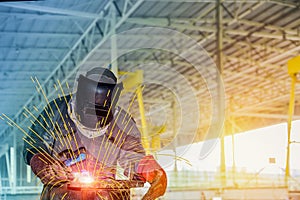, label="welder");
[23,67,167,200]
